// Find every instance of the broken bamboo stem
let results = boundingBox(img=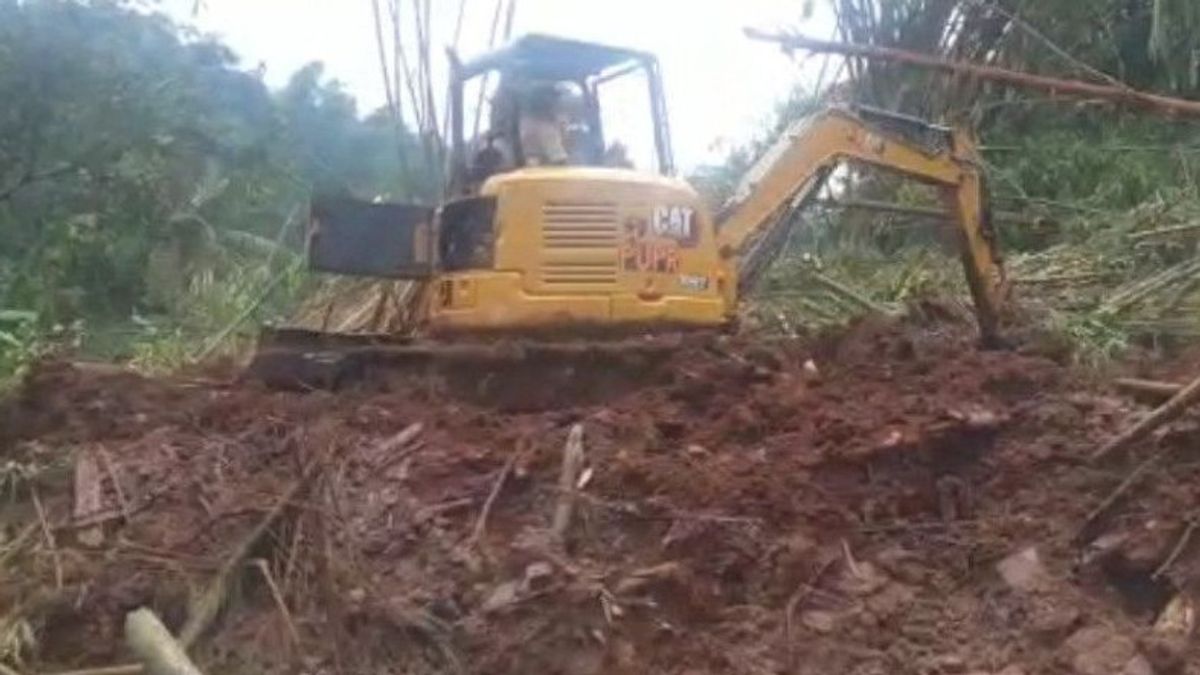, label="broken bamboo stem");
[745,30,1200,120]
[551,425,585,541]
[125,608,205,675]
[1091,370,1200,463]
[1114,378,1182,402]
